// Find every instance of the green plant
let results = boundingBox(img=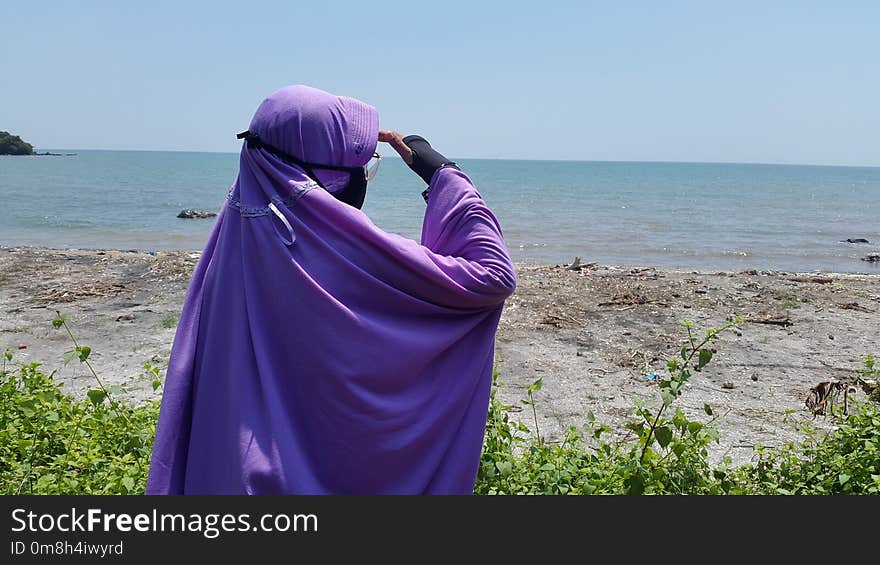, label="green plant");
[477,318,879,495]
[0,313,161,494]
[734,356,880,494]
[477,317,744,495]
[856,355,879,403]
[736,404,880,494]
[582,317,742,494]
[3,313,877,496]
[772,290,805,309]
[160,315,178,329]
